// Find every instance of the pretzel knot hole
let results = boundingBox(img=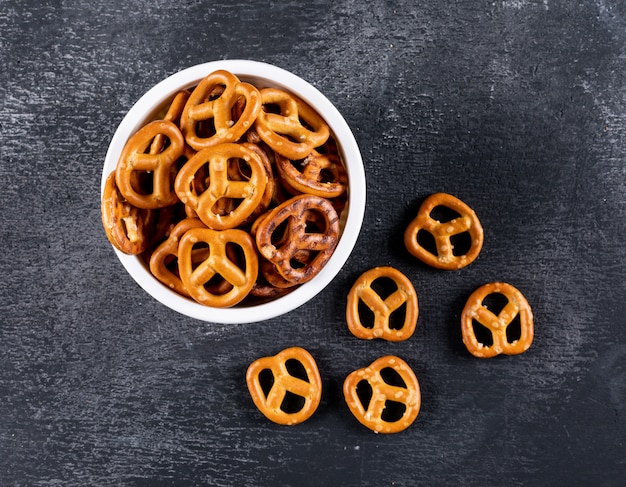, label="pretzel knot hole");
[474,292,523,346]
